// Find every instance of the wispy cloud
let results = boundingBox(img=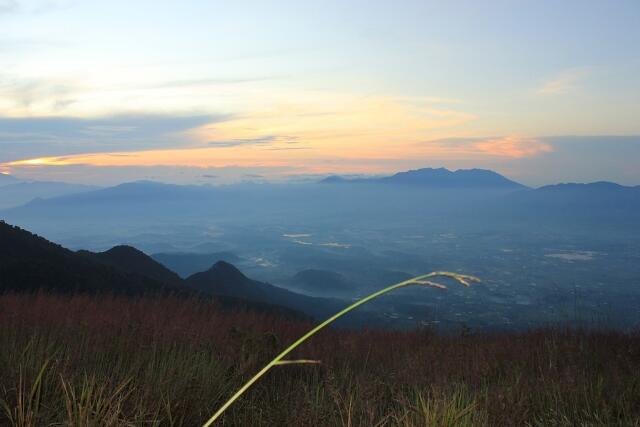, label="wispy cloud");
[0,74,78,111]
[207,135,301,148]
[0,0,74,16]
[0,0,18,14]
[0,95,478,175]
[0,0,73,16]
[5,136,640,187]
[471,136,553,158]
[418,136,553,159]
[536,68,589,95]
[151,76,284,89]
[0,114,228,162]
